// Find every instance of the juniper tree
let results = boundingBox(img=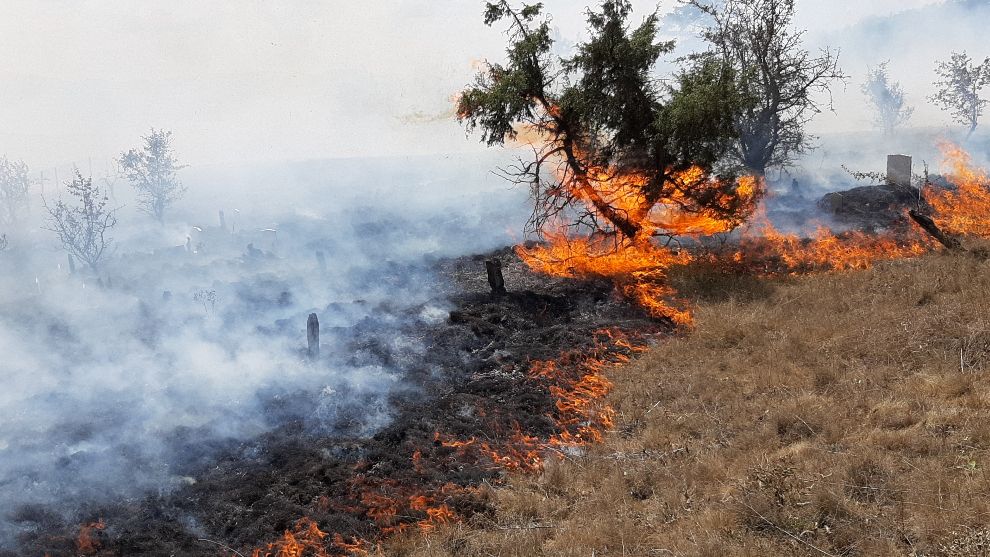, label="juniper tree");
[119,129,186,224]
[43,170,117,271]
[930,51,990,137]
[862,61,913,137]
[687,0,845,175]
[458,0,757,242]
